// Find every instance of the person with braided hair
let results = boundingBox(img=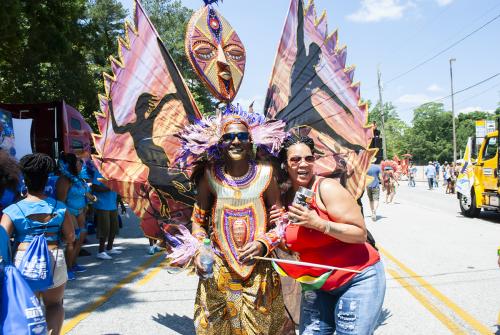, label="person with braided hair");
[270,135,386,335]
[0,149,21,214]
[1,153,75,335]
